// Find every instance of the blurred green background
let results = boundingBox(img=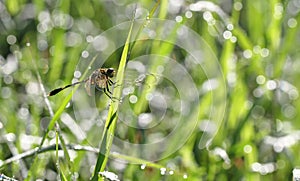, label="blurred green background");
[1,0,300,180]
